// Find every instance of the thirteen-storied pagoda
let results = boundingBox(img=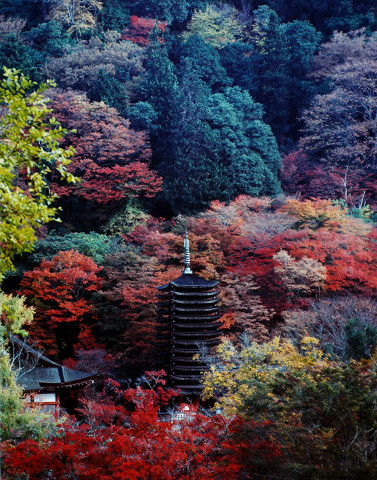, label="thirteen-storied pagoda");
[155,232,222,395]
